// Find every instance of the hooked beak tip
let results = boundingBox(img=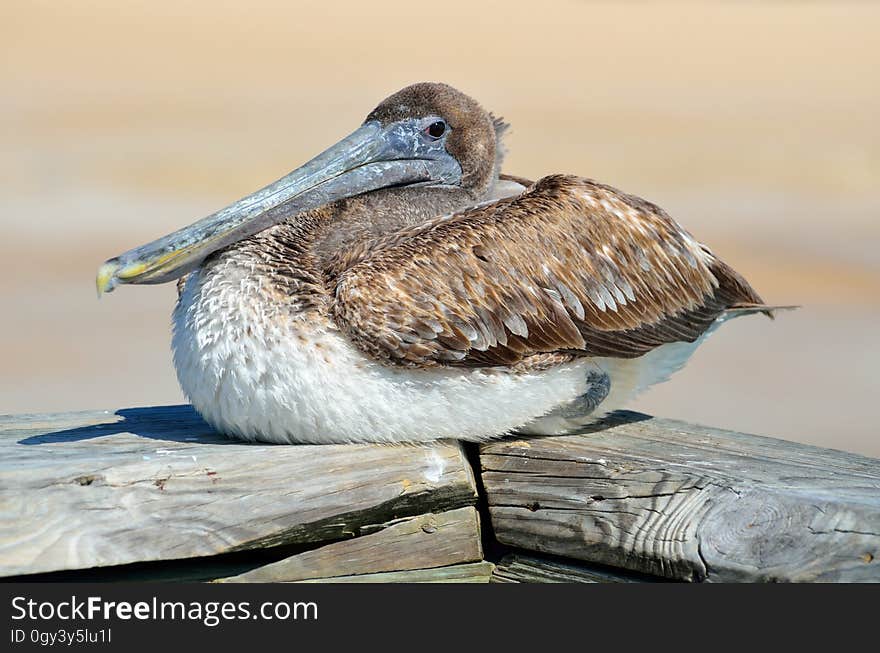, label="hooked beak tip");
[96,261,119,298]
[96,258,160,296]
